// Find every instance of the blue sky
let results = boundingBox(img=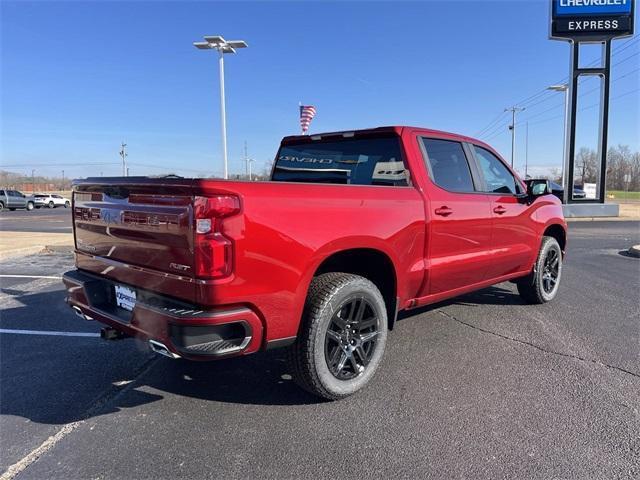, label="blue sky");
[1,0,638,179]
